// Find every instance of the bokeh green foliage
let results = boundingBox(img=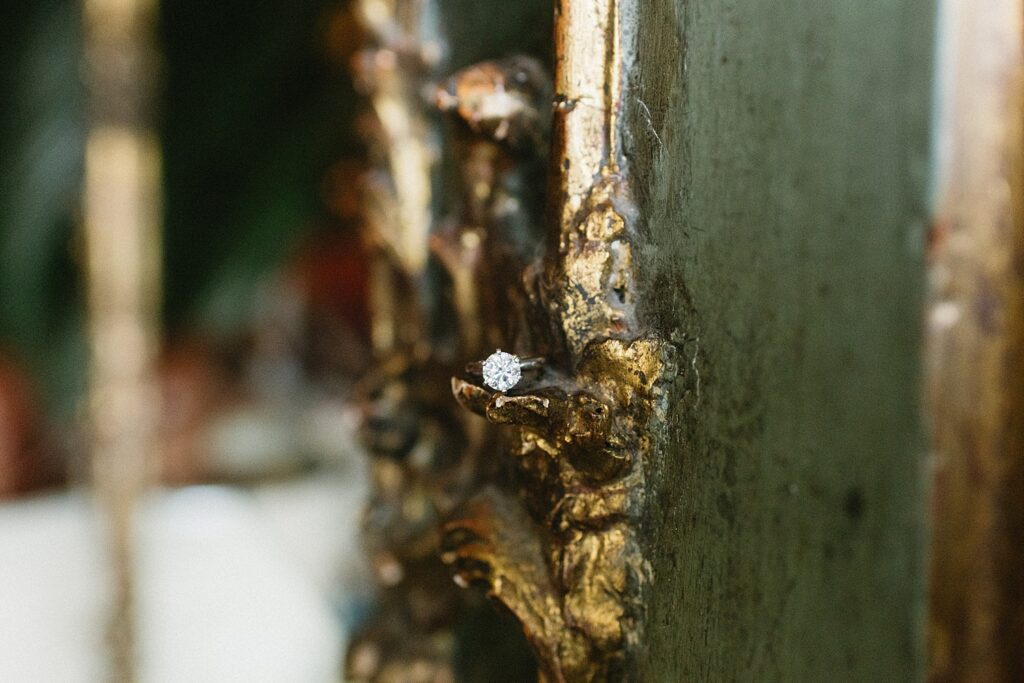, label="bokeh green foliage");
[0,0,86,415]
[0,0,359,412]
[160,0,361,335]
